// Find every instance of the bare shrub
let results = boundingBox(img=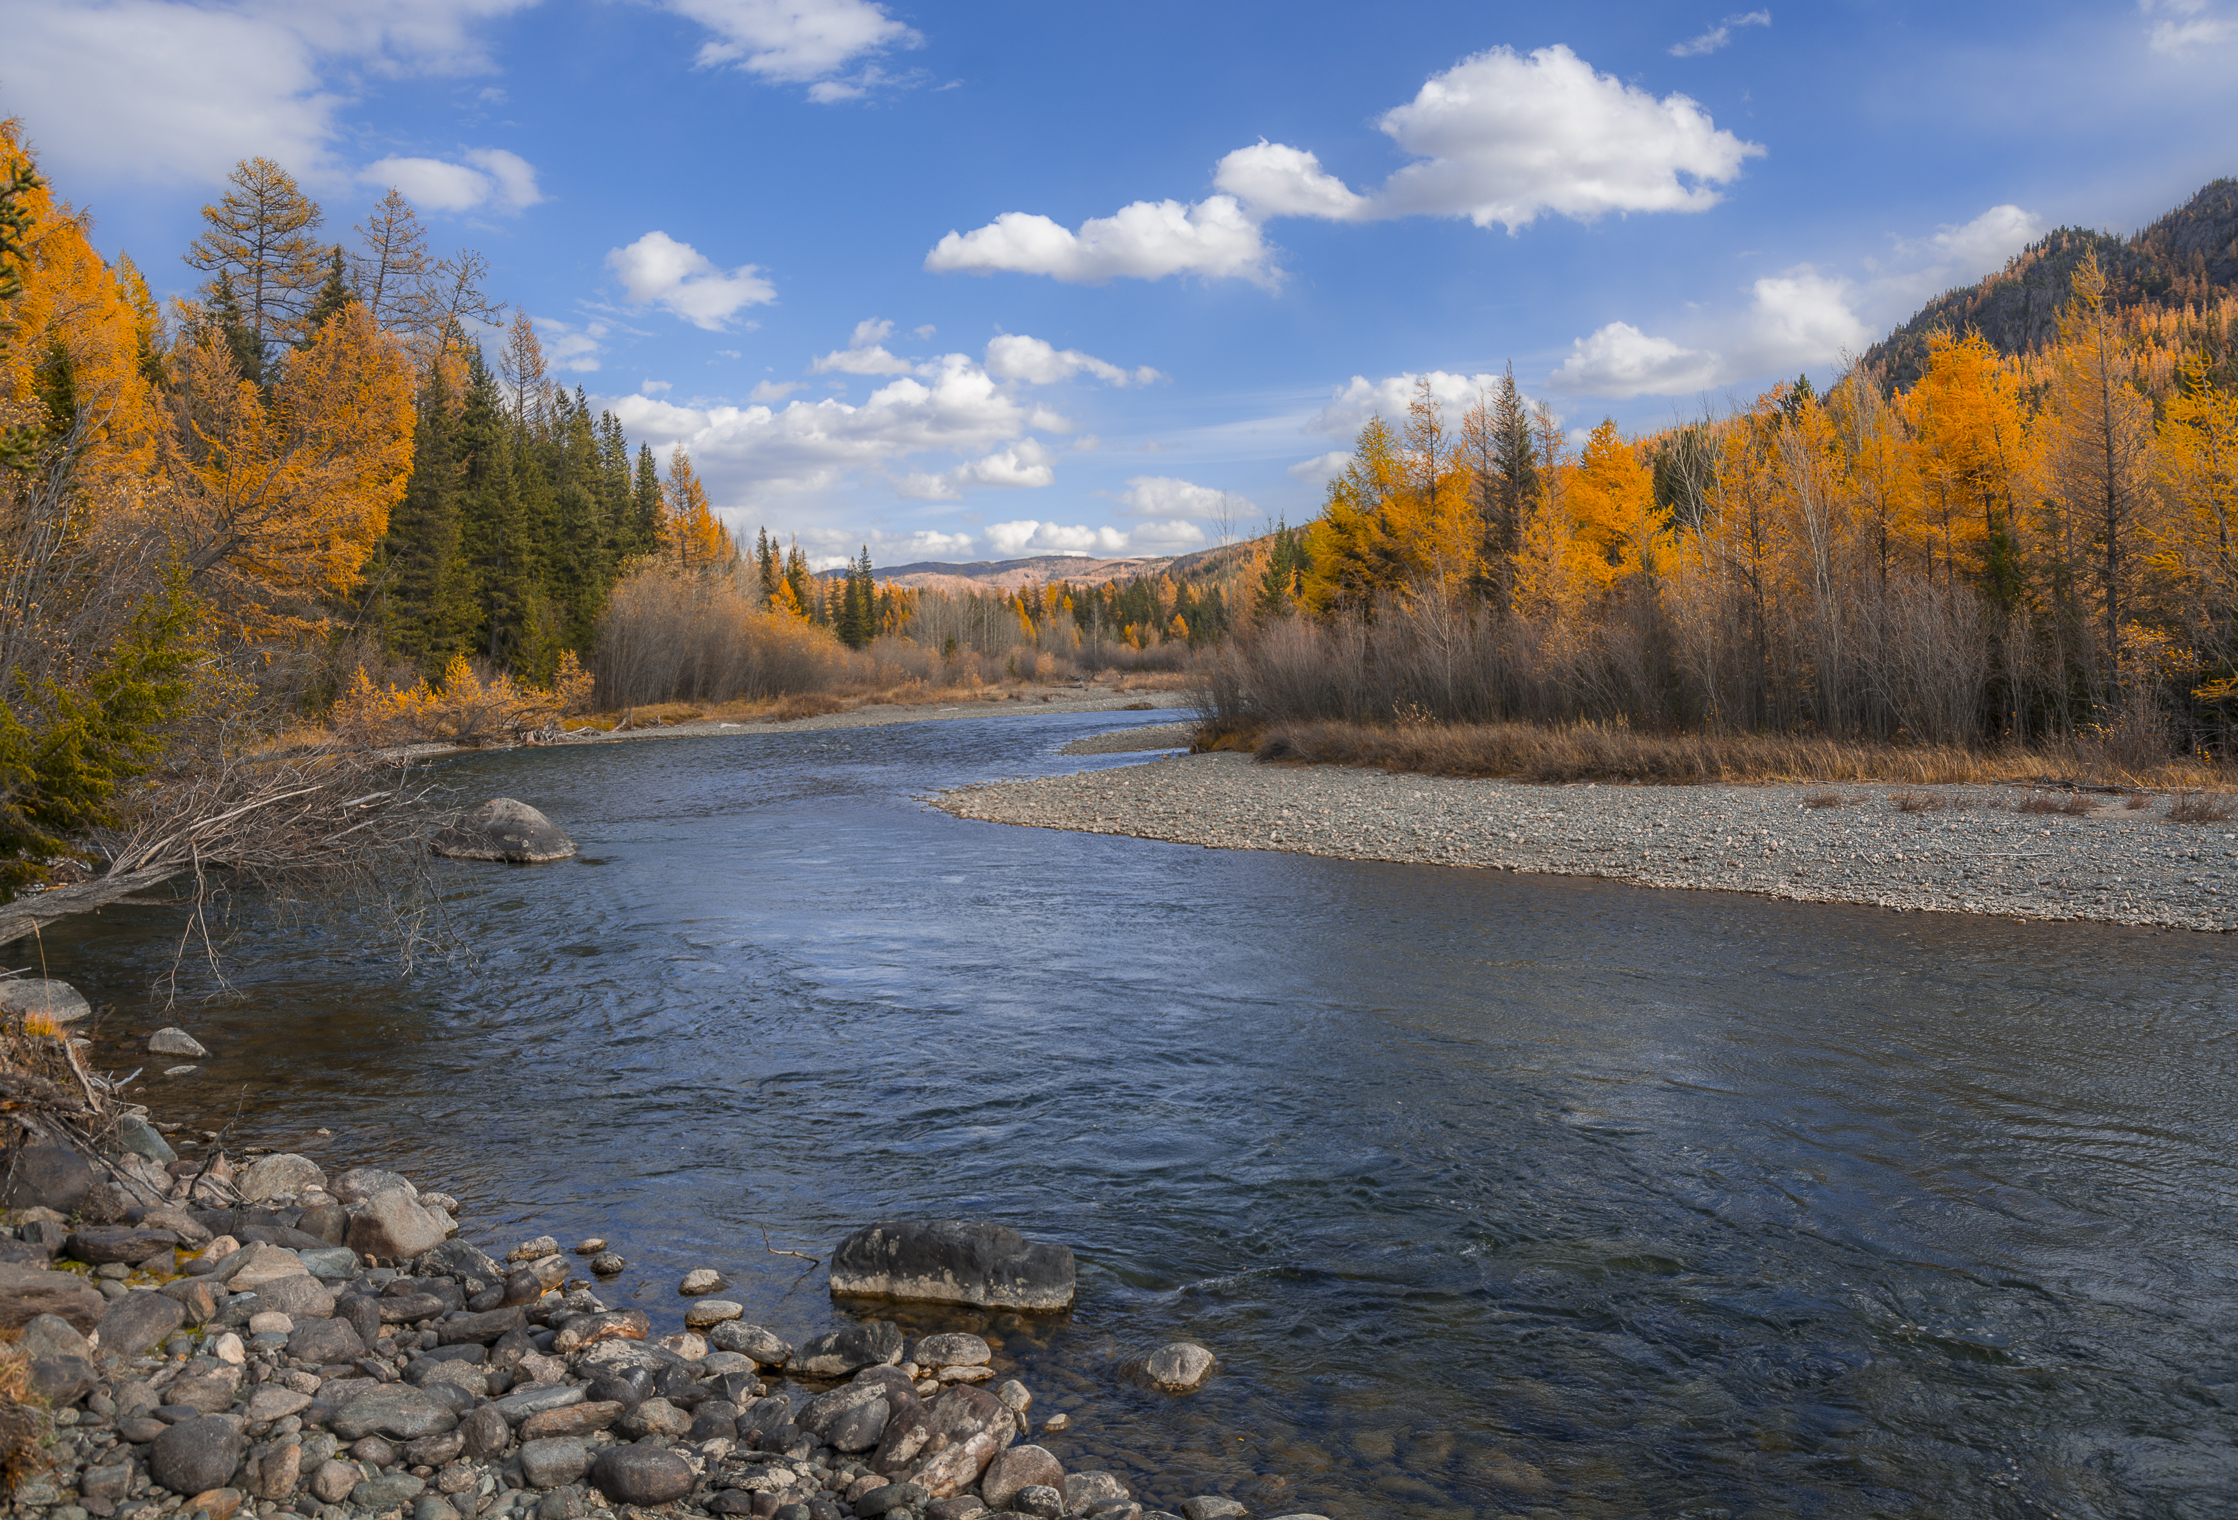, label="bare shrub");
[2122,791,2153,810]
[2166,790,2236,823]
[1802,791,1847,809]
[1888,789,1947,813]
